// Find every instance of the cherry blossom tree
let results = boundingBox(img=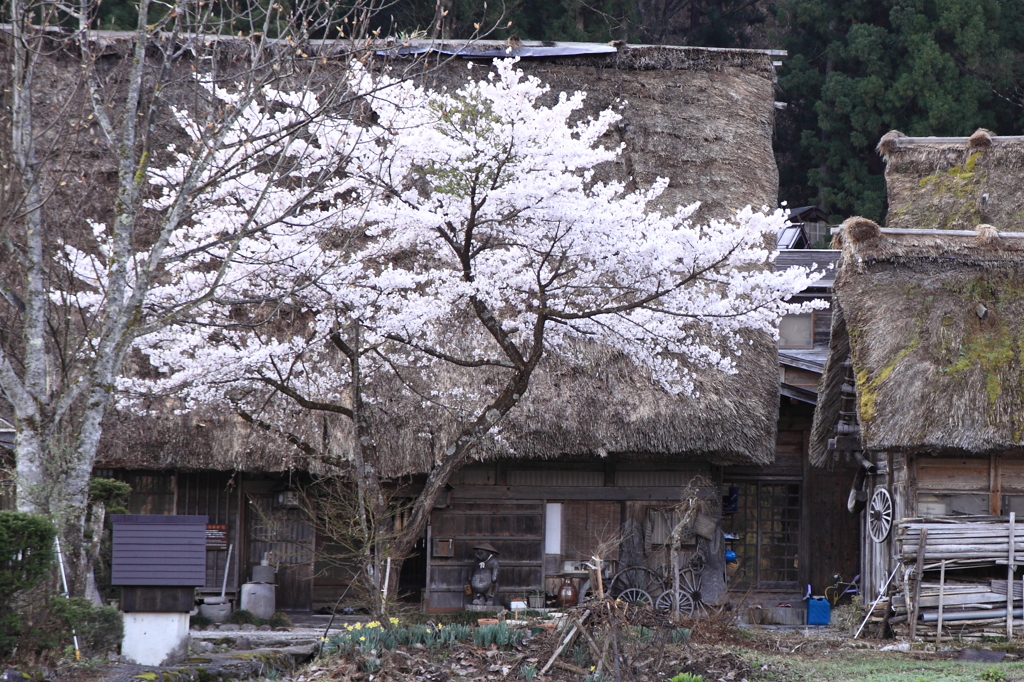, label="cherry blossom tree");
[120,58,823,610]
